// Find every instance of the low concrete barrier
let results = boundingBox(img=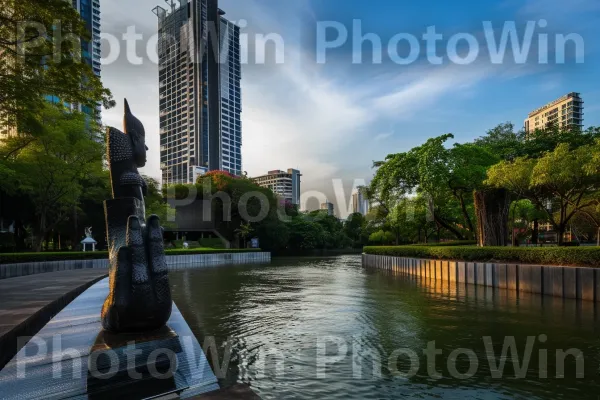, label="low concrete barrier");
[362,253,598,302]
[0,252,271,280]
